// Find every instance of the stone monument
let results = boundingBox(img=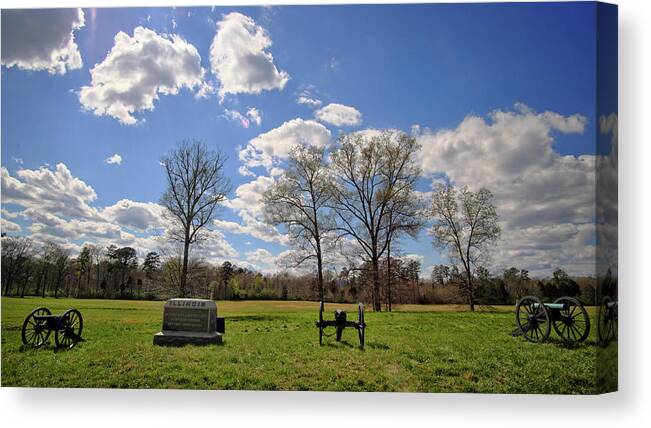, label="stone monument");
[153,298,224,346]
